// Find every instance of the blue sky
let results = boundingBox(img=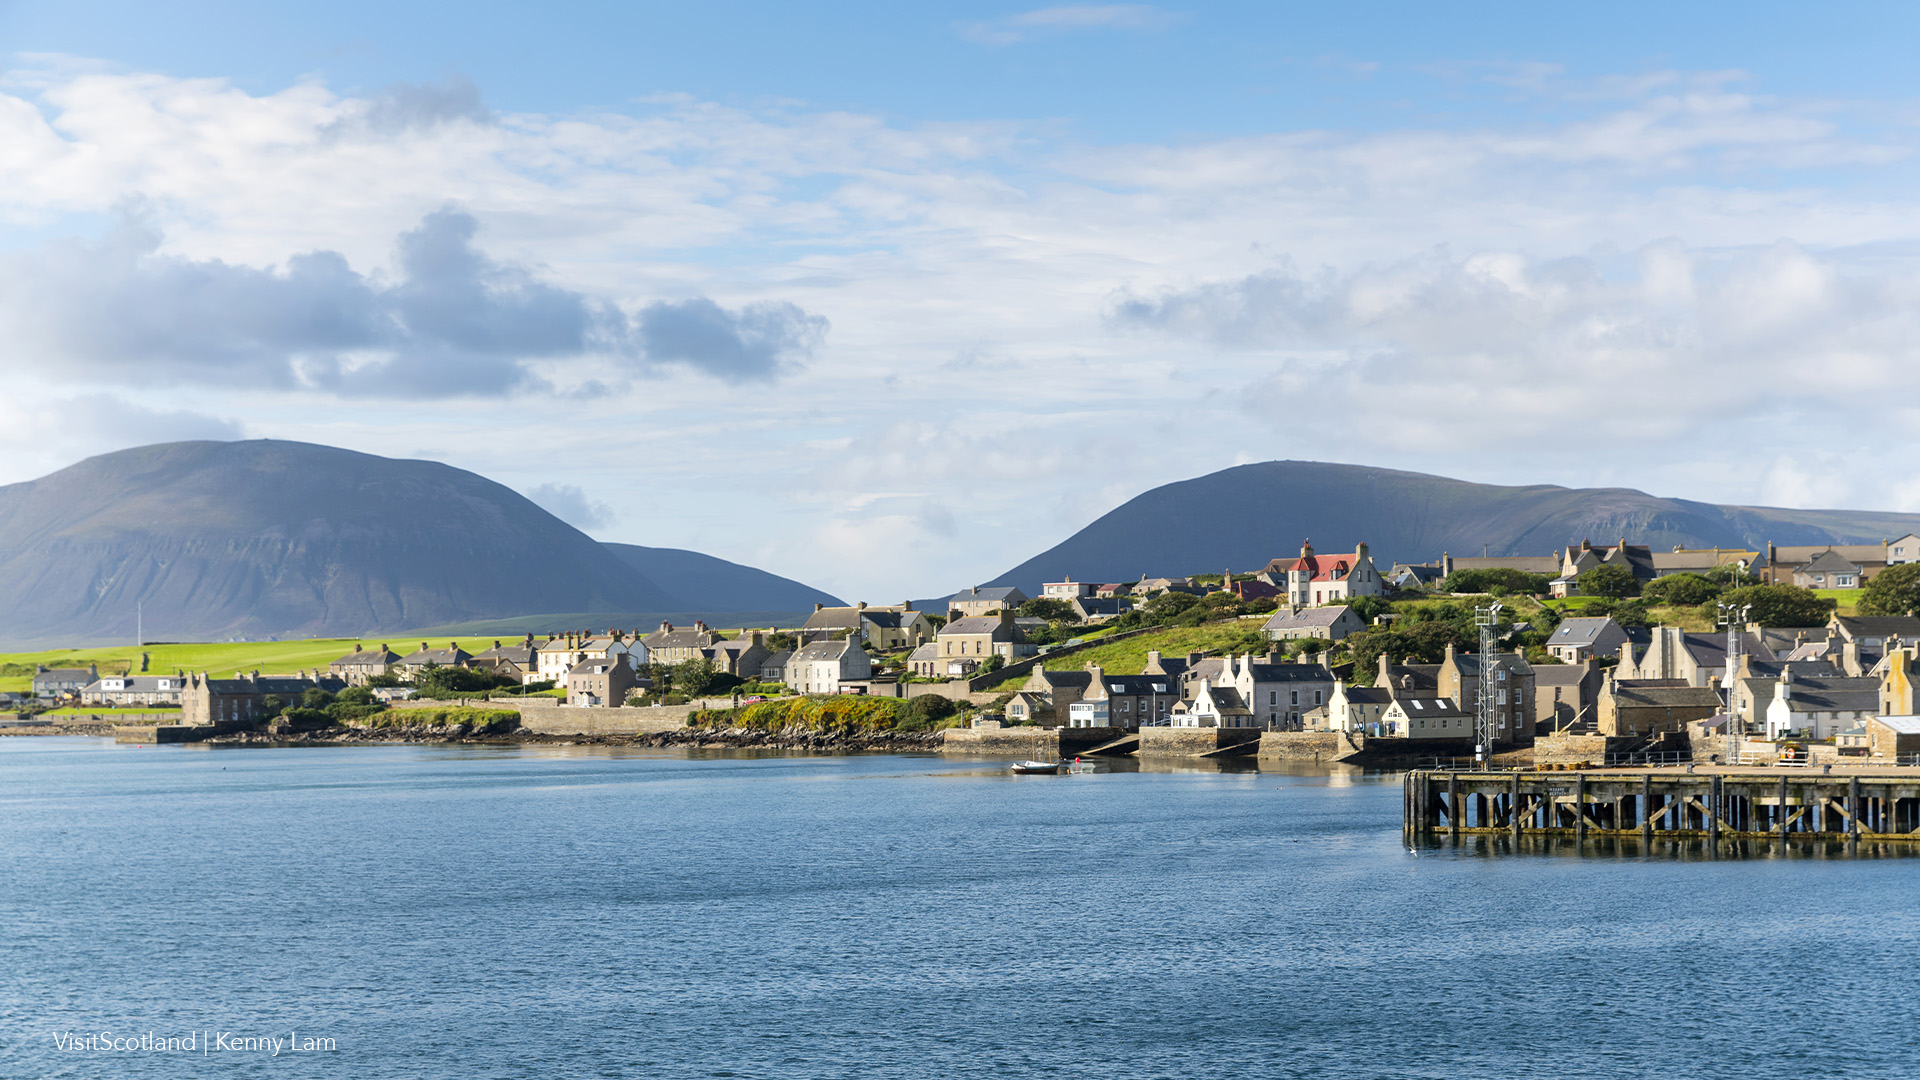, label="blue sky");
[2,2,1920,600]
